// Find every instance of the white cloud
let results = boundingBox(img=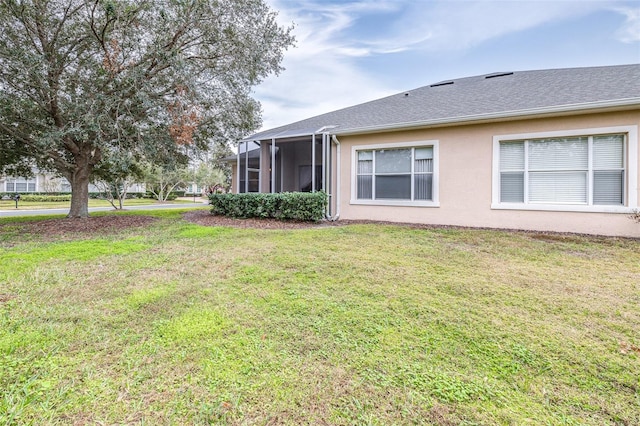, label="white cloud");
[253,0,637,133]
[254,0,400,130]
[614,6,640,42]
[373,0,608,52]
